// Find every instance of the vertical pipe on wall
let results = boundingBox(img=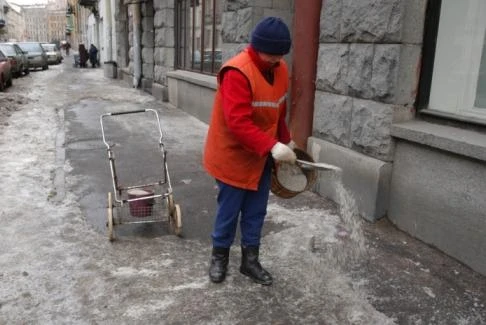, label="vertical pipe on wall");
[289,0,323,149]
[132,2,141,88]
[105,0,113,61]
[95,17,100,51]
